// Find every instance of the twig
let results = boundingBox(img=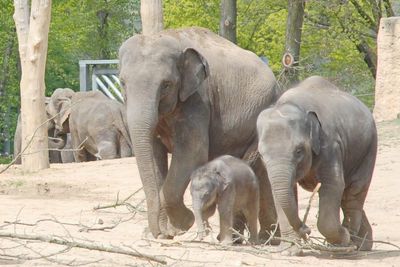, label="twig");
[302,182,321,224]
[0,232,167,265]
[4,214,135,233]
[262,223,279,246]
[93,187,143,211]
